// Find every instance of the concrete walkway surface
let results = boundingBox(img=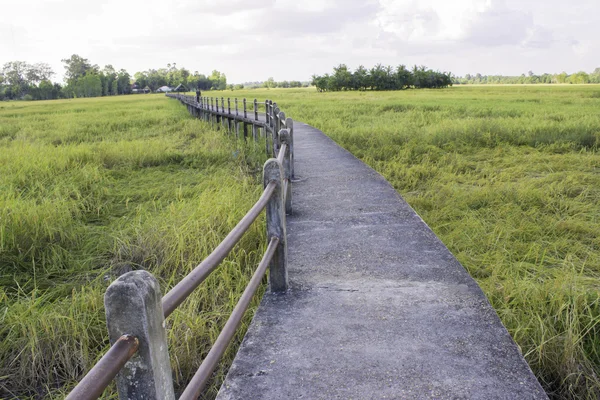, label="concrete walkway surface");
[216,122,548,399]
